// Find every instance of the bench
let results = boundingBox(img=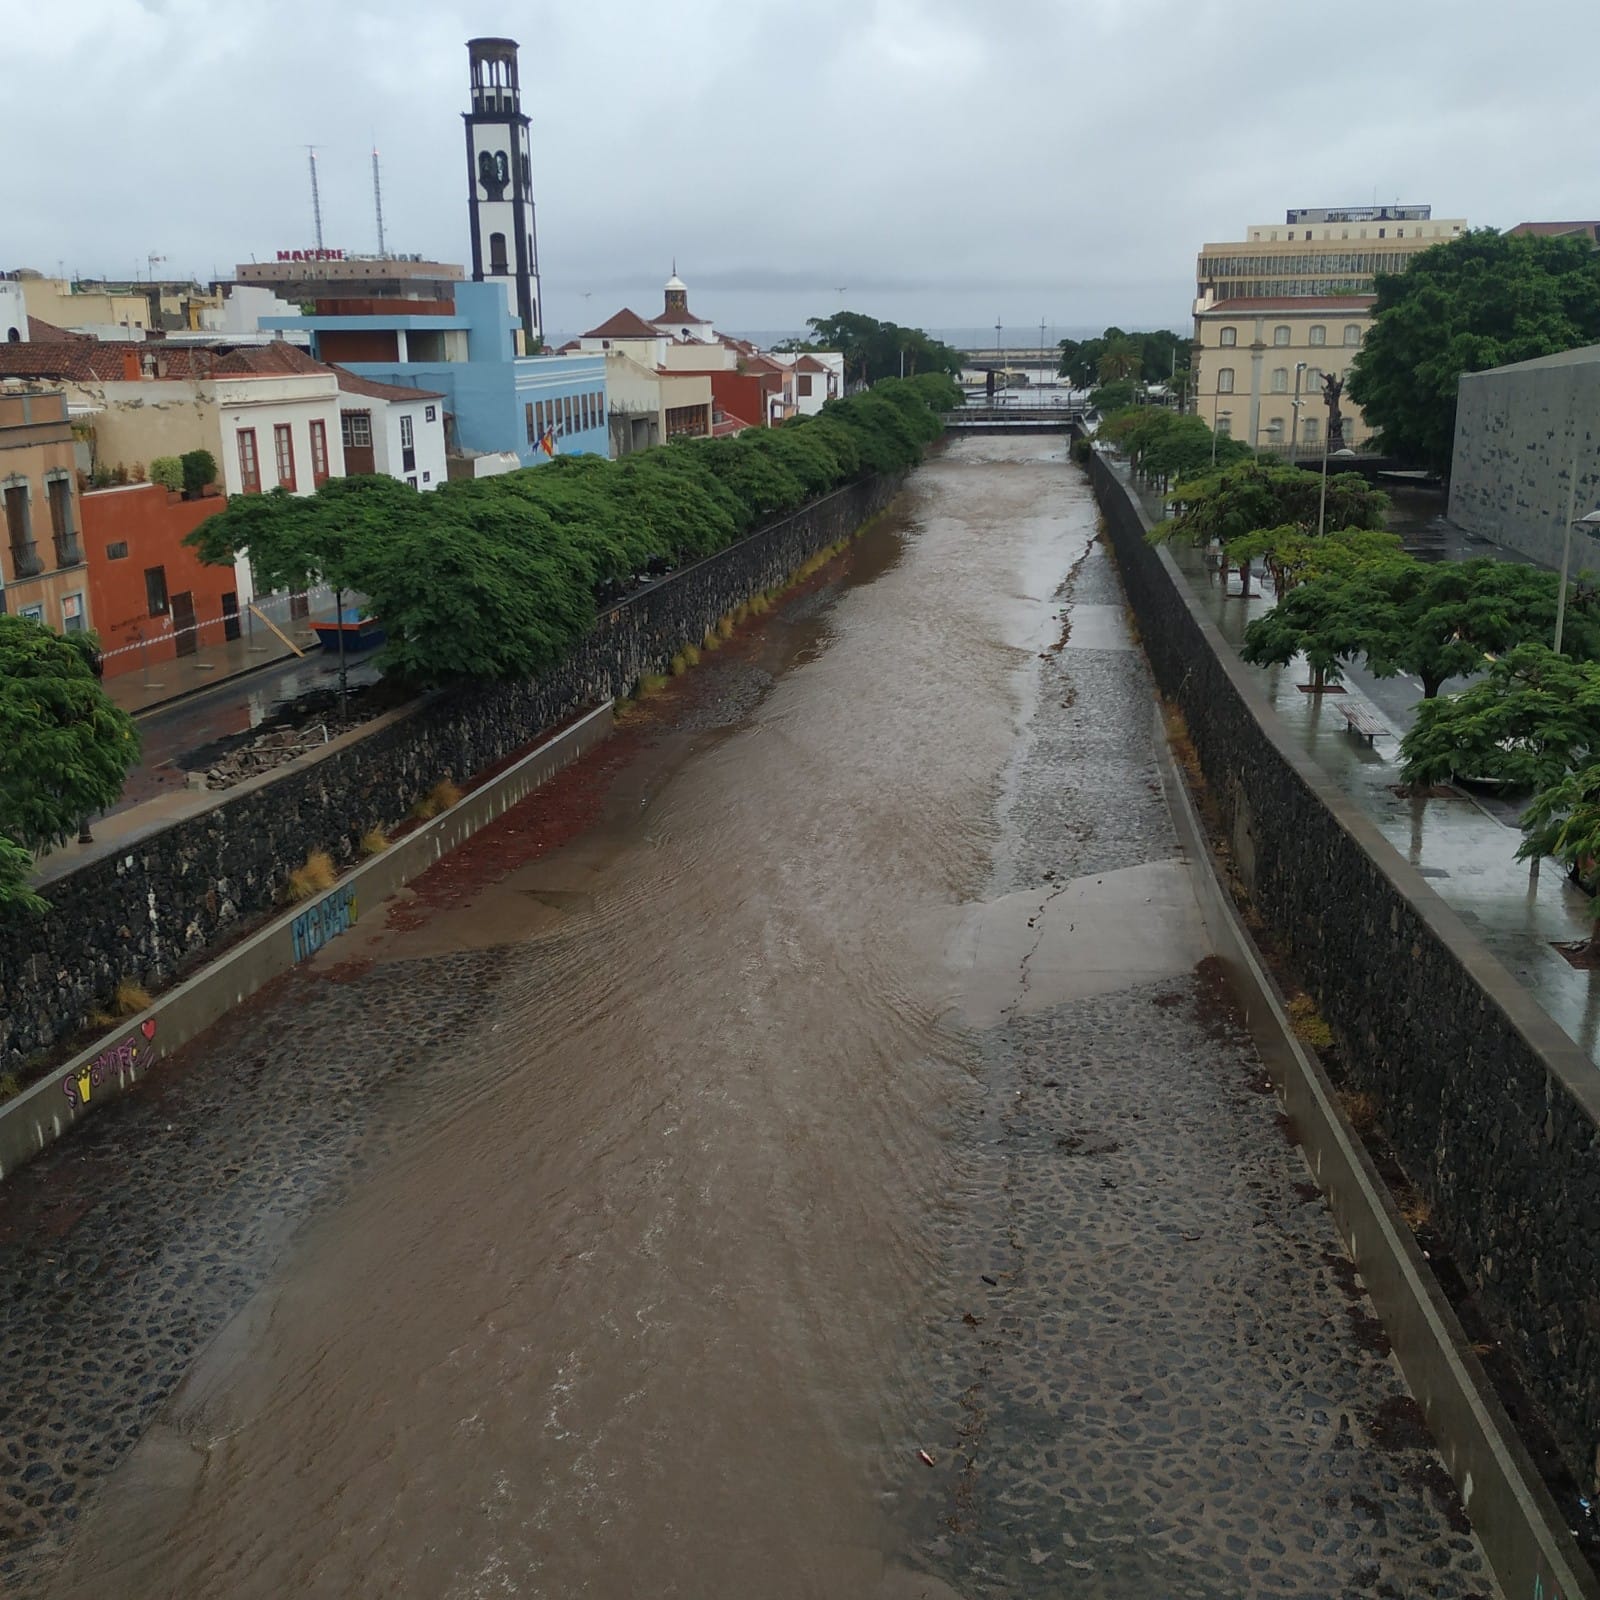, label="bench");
[1336,702,1386,745]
